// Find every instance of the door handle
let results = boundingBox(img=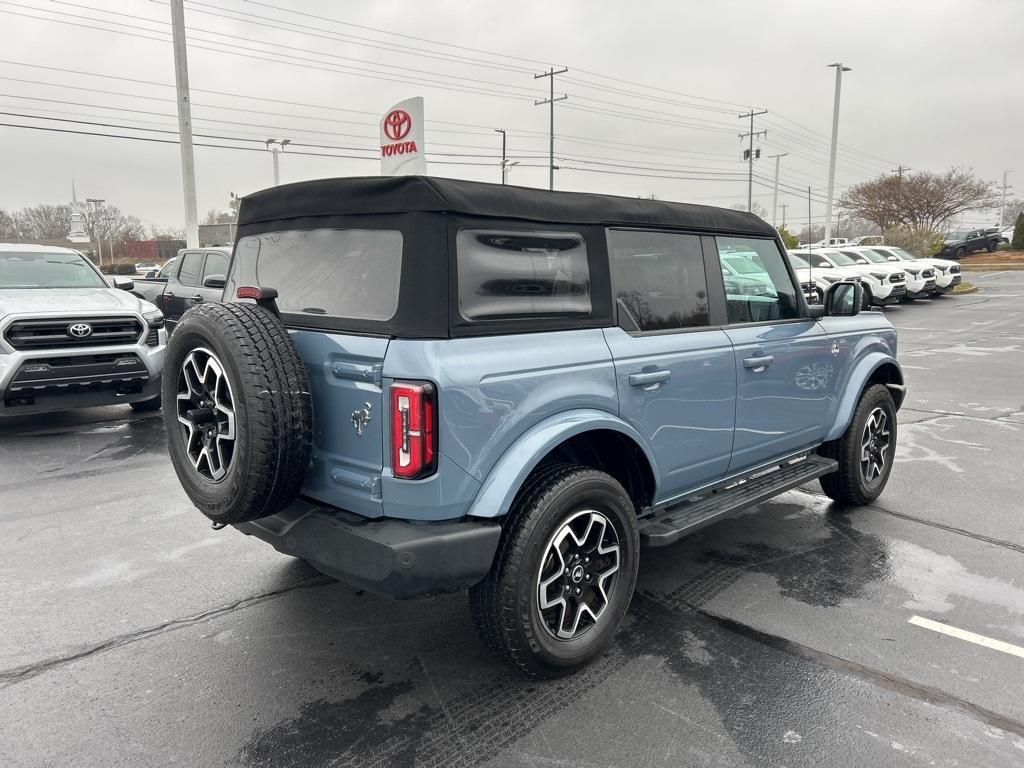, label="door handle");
[743,355,775,370]
[192,294,204,302]
[628,369,671,387]
[165,291,176,298]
